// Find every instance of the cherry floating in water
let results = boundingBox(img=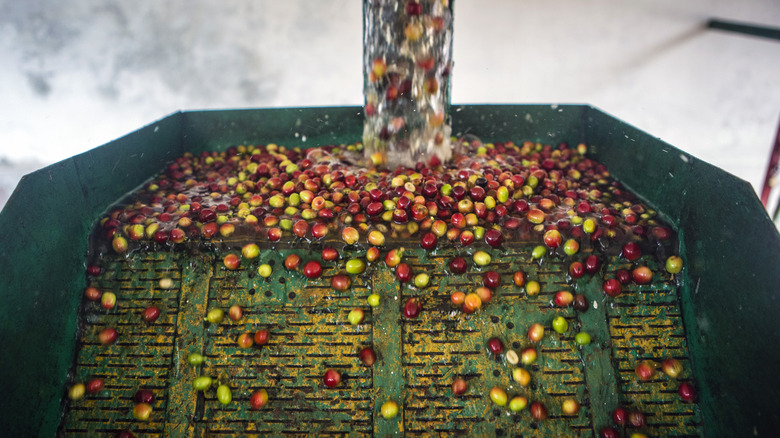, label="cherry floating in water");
[396,263,412,283]
[302,261,322,279]
[449,257,467,274]
[621,241,641,261]
[420,232,437,250]
[554,291,574,307]
[632,266,653,284]
[366,246,380,262]
[573,294,589,312]
[569,261,584,278]
[331,274,351,291]
[484,228,503,248]
[652,226,672,240]
[584,255,601,274]
[322,247,339,261]
[422,183,437,198]
[198,208,216,223]
[543,229,562,248]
